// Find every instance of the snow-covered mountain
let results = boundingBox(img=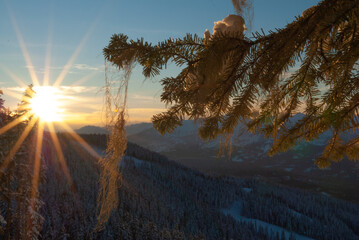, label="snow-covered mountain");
[126,116,359,203]
[72,116,359,203]
[75,123,153,135]
[127,114,358,153]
